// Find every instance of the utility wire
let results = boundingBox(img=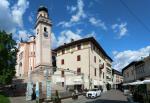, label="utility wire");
[119,0,150,33]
